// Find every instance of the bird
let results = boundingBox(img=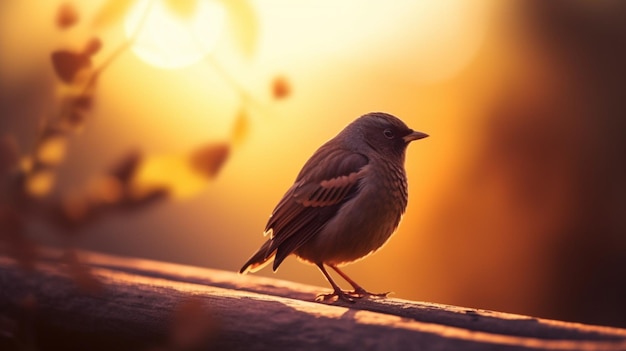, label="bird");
[239,112,428,302]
